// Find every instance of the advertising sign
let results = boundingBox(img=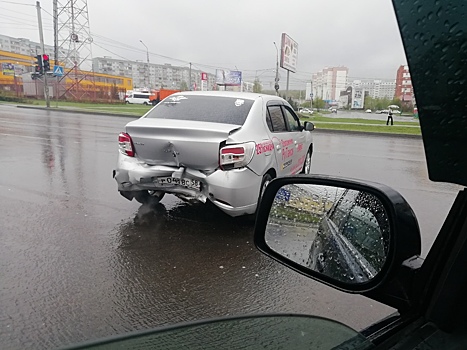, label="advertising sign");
[2,63,15,76]
[352,88,364,109]
[280,33,298,73]
[201,72,208,81]
[215,69,242,86]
